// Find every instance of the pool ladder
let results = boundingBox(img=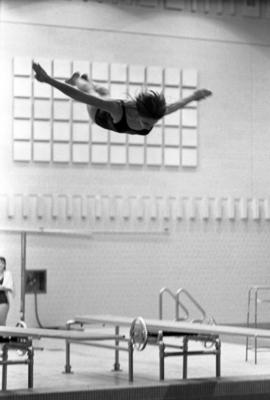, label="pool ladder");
[159,287,215,325]
[245,285,270,364]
